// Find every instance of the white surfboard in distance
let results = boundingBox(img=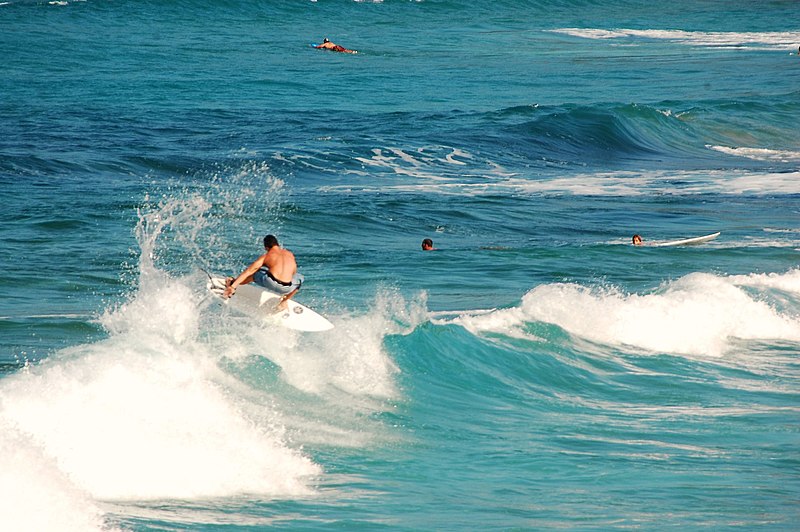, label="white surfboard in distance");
[651,231,721,247]
[207,276,334,332]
